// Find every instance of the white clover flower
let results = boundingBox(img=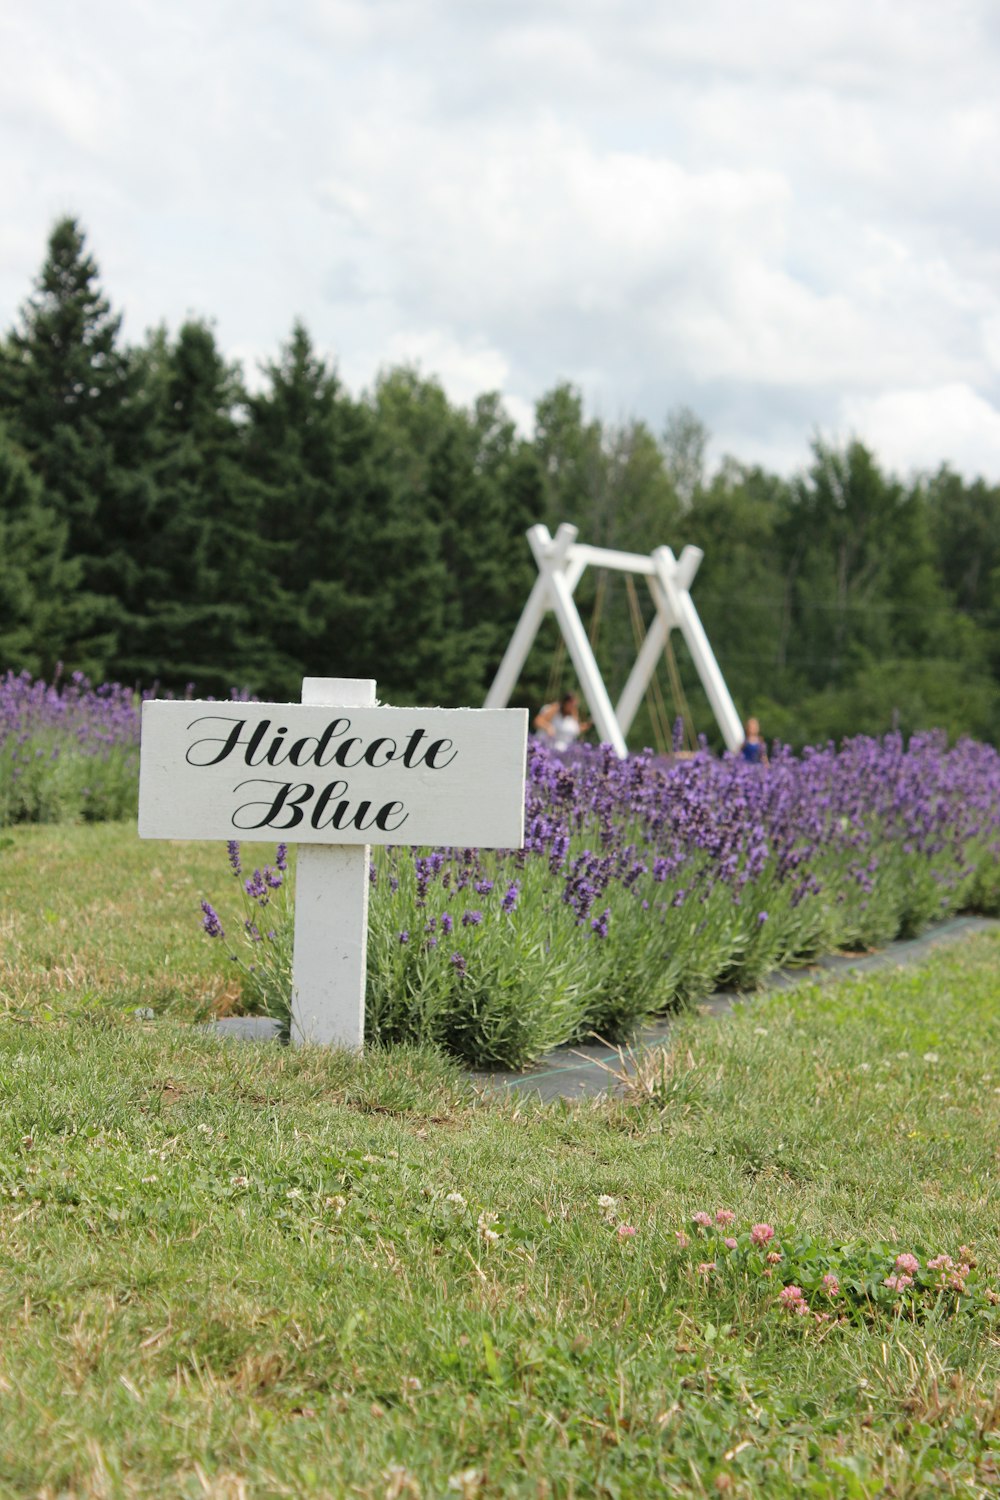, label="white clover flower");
[325,1194,347,1214]
[448,1468,483,1495]
[384,1464,420,1498]
[445,1191,467,1208]
[477,1210,499,1243]
[597,1194,617,1210]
